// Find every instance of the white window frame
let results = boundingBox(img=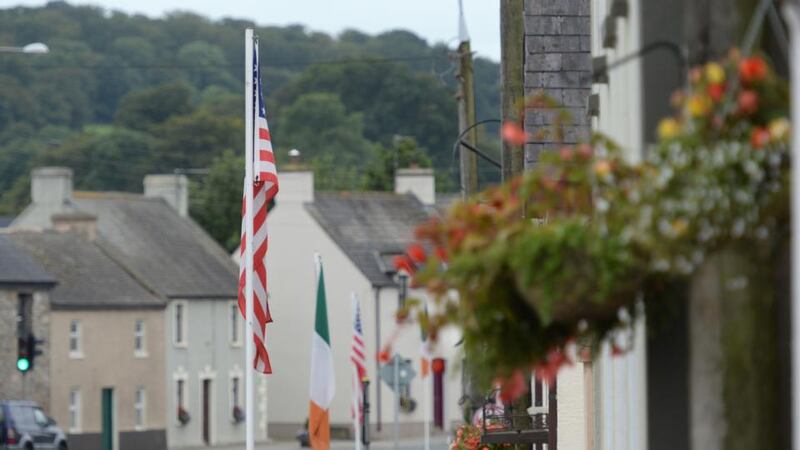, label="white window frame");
[134,319,147,358]
[134,387,146,431]
[68,388,81,433]
[173,301,188,347]
[230,302,242,347]
[68,320,83,359]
